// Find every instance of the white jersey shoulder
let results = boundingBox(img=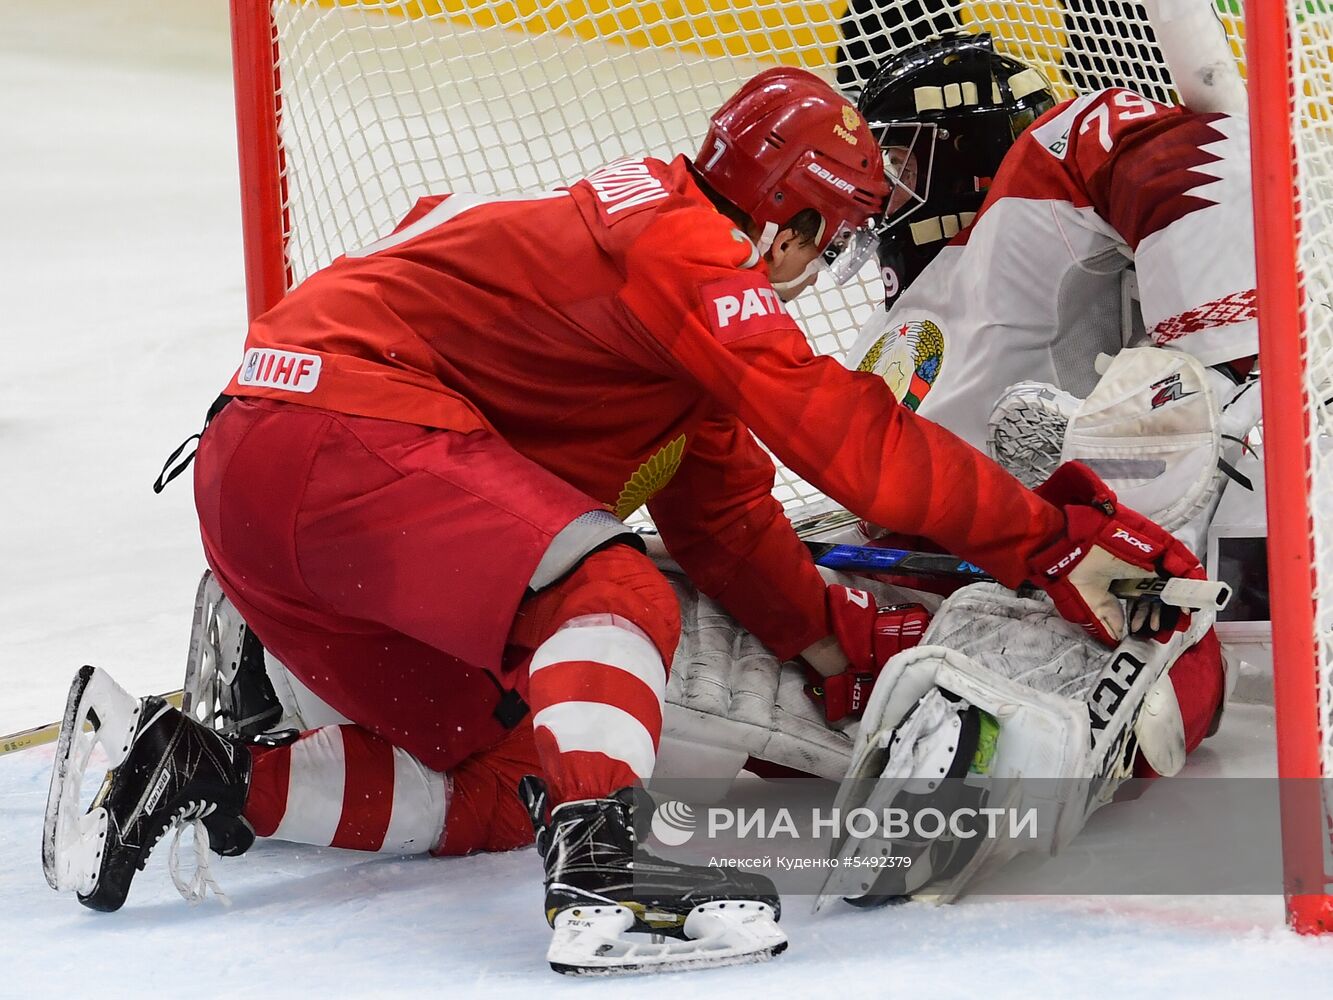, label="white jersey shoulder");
[848,95,1256,451]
